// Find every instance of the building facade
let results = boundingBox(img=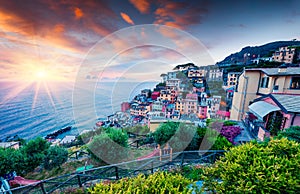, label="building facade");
[231,67,300,121]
